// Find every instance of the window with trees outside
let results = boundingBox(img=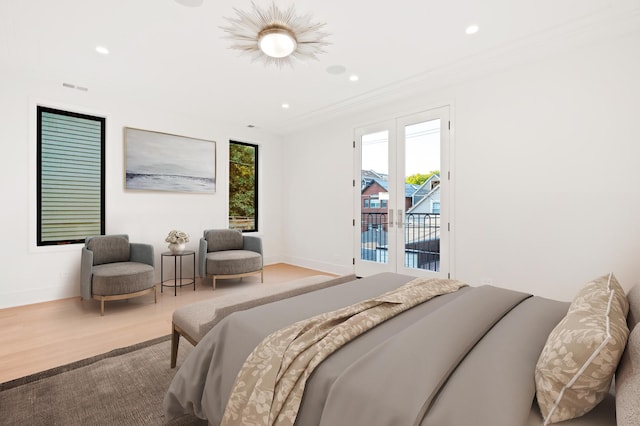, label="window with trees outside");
[37,106,105,246]
[229,141,258,232]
